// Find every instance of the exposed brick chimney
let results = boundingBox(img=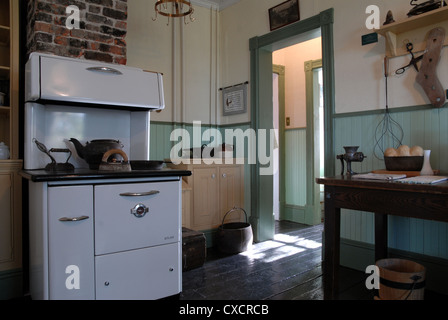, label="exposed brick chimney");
[26,0,128,65]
